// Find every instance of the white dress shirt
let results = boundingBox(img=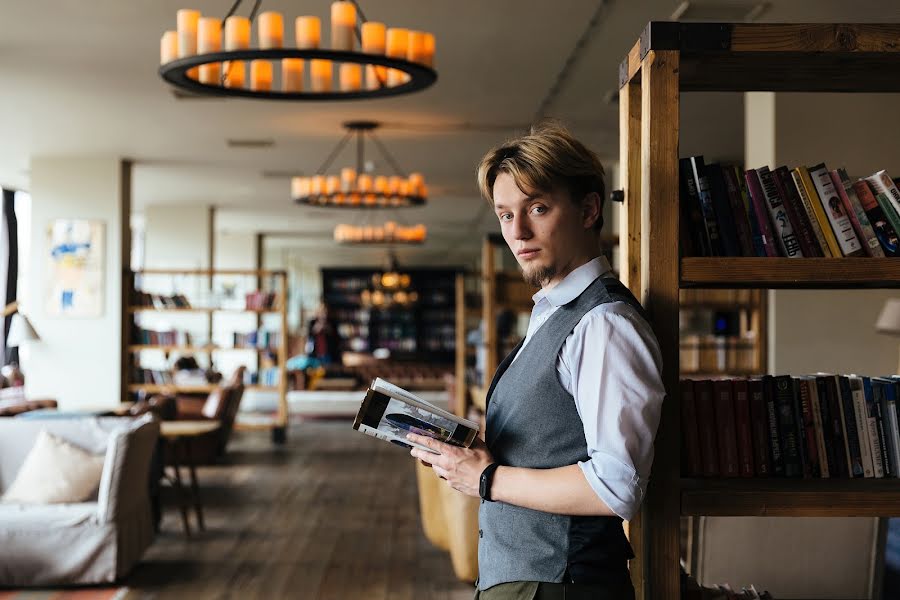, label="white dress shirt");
[511,256,665,521]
